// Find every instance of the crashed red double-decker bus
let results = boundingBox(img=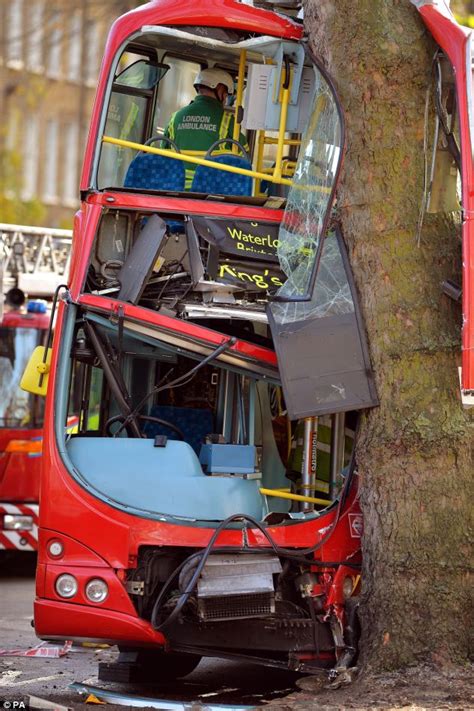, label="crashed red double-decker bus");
[22,0,471,681]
